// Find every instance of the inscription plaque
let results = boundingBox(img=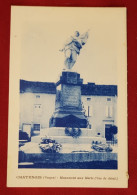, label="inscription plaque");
[62,85,80,107]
